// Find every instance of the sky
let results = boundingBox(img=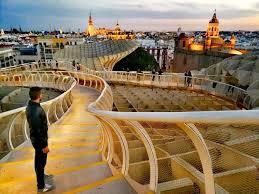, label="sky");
[0,0,259,31]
